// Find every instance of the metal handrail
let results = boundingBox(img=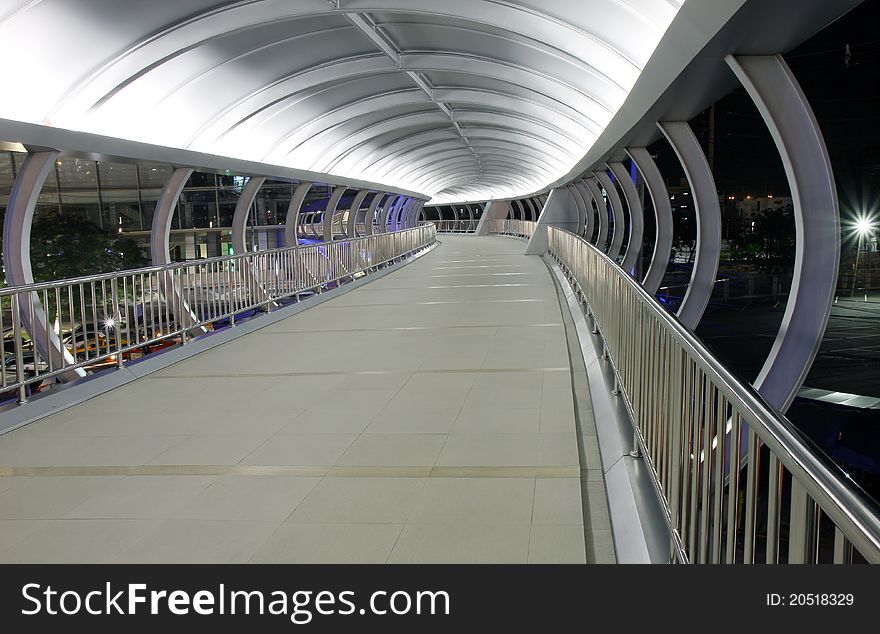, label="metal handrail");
[0,225,436,403]
[547,226,880,564]
[432,219,477,233]
[488,219,536,239]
